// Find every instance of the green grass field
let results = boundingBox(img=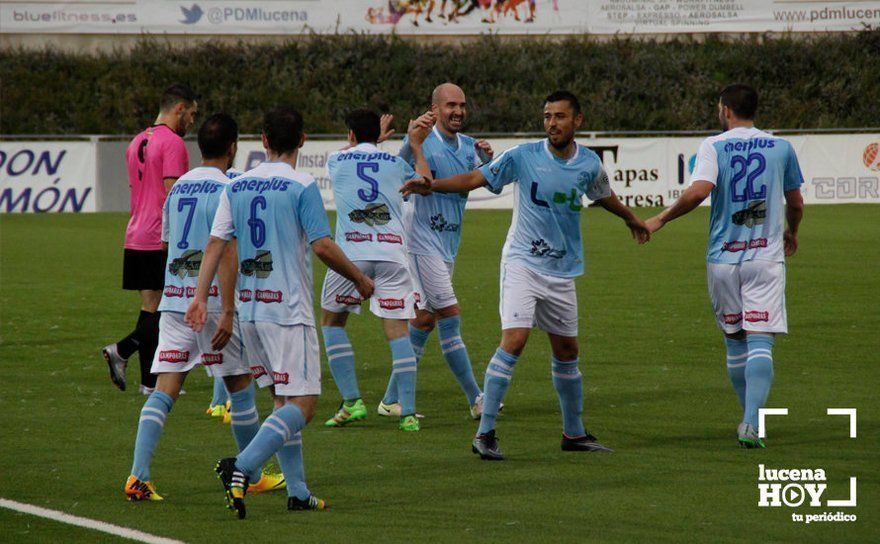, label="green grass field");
[0,207,877,543]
